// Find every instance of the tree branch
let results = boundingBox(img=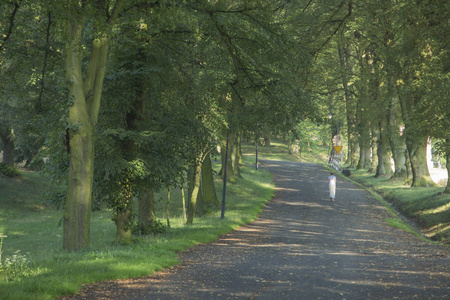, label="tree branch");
[312,0,353,56]
[37,12,53,113]
[0,1,22,51]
